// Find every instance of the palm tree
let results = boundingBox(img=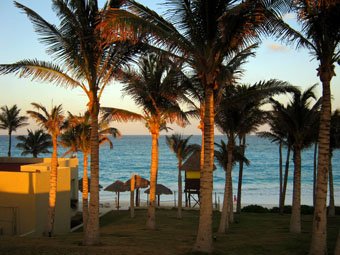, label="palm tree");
[328,109,340,217]
[270,85,321,234]
[101,1,292,250]
[16,129,52,158]
[104,53,188,230]
[0,0,143,245]
[60,111,120,231]
[278,1,340,253]
[216,81,296,222]
[165,134,198,219]
[214,139,249,232]
[27,103,65,236]
[183,45,258,171]
[258,113,292,215]
[0,104,28,156]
